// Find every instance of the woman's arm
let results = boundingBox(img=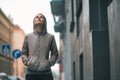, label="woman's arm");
[21,36,29,66]
[48,36,58,66]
